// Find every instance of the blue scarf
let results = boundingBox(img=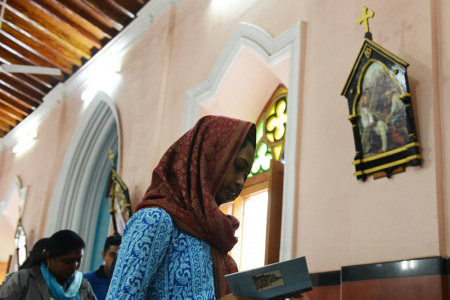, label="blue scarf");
[40,262,82,300]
